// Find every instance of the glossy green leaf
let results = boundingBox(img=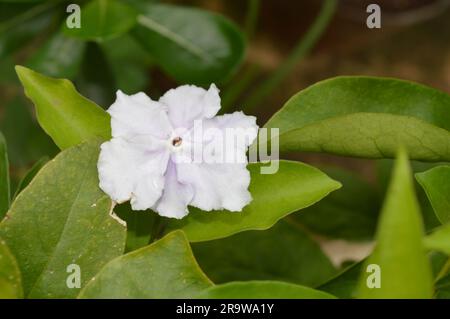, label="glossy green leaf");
[131,3,245,84]
[15,66,111,150]
[356,150,433,298]
[12,156,48,200]
[196,281,336,299]
[263,77,450,162]
[193,221,336,287]
[424,224,450,255]
[416,166,450,224]
[27,32,85,79]
[0,132,9,220]
[0,142,126,298]
[293,167,380,241]
[79,231,213,299]
[319,260,363,299]
[166,160,341,242]
[63,0,137,41]
[115,203,158,253]
[0,237,22,298]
